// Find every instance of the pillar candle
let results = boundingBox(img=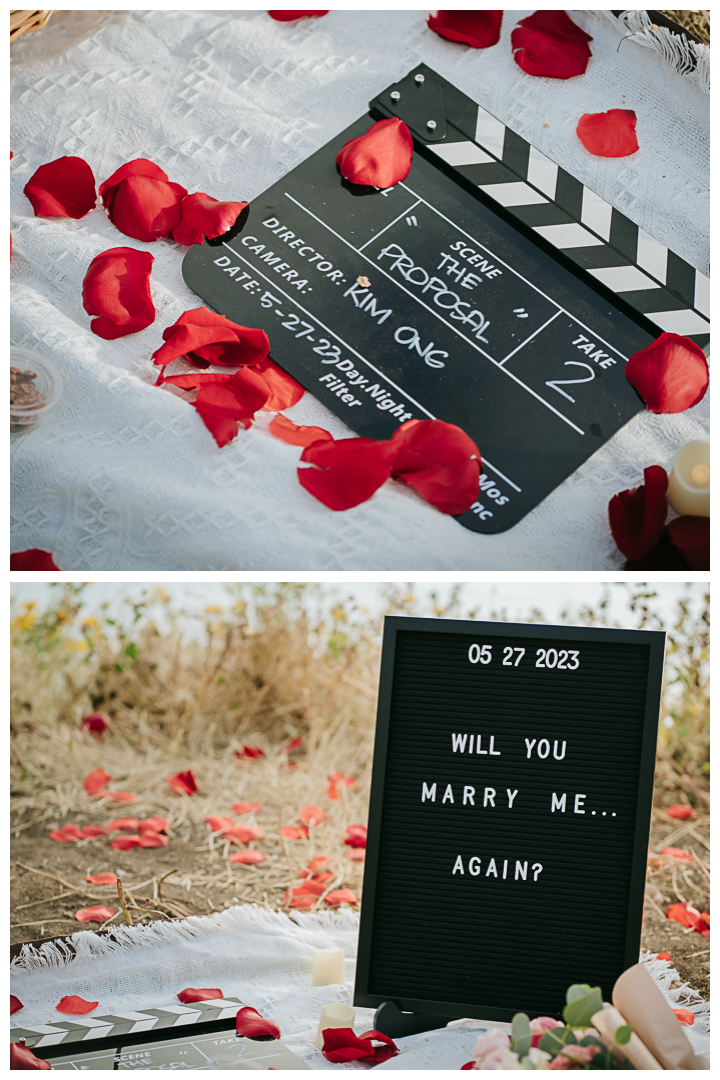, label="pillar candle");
[667,440,710,517]
[311,946,345,986]
[315,1002,355,1049]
